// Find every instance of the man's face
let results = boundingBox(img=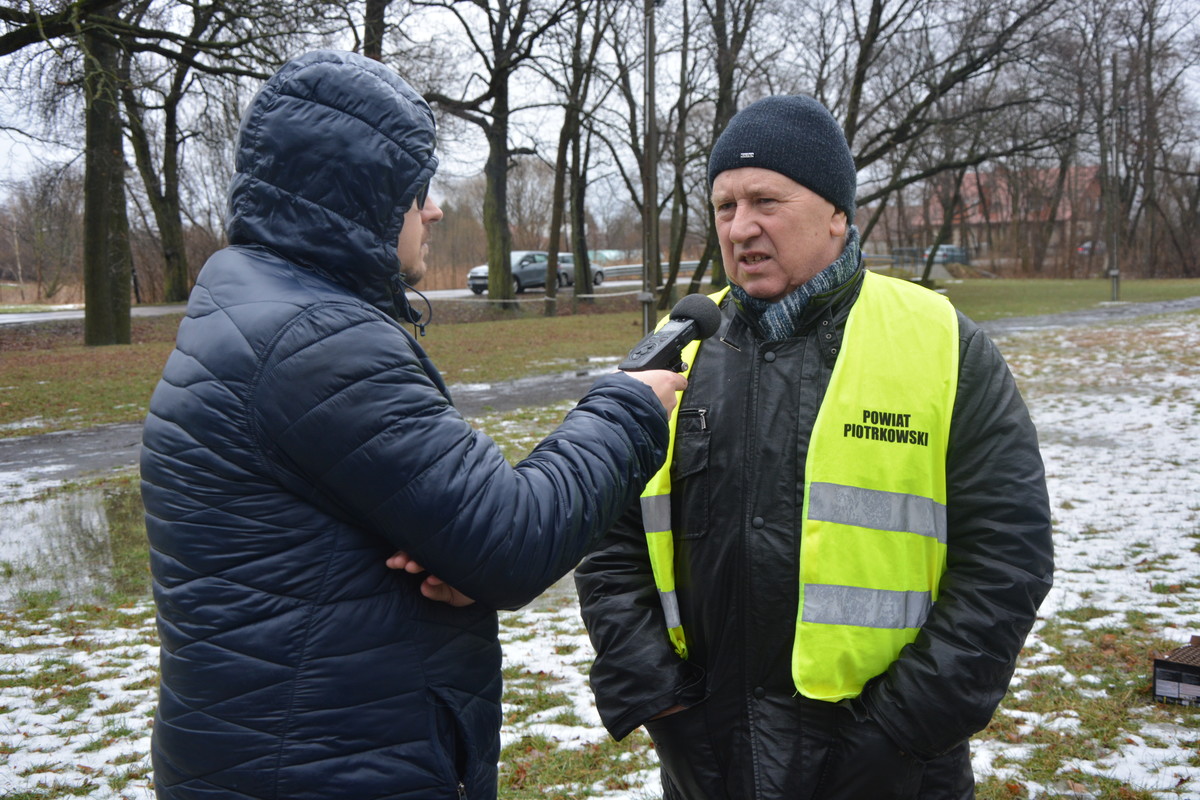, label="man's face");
[396,194,443,286]
[711,167,848,303]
